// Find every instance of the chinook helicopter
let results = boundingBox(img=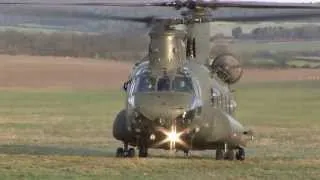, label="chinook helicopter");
[2,0,320,161]
[115,20,247,160]
[103,1,320,160]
